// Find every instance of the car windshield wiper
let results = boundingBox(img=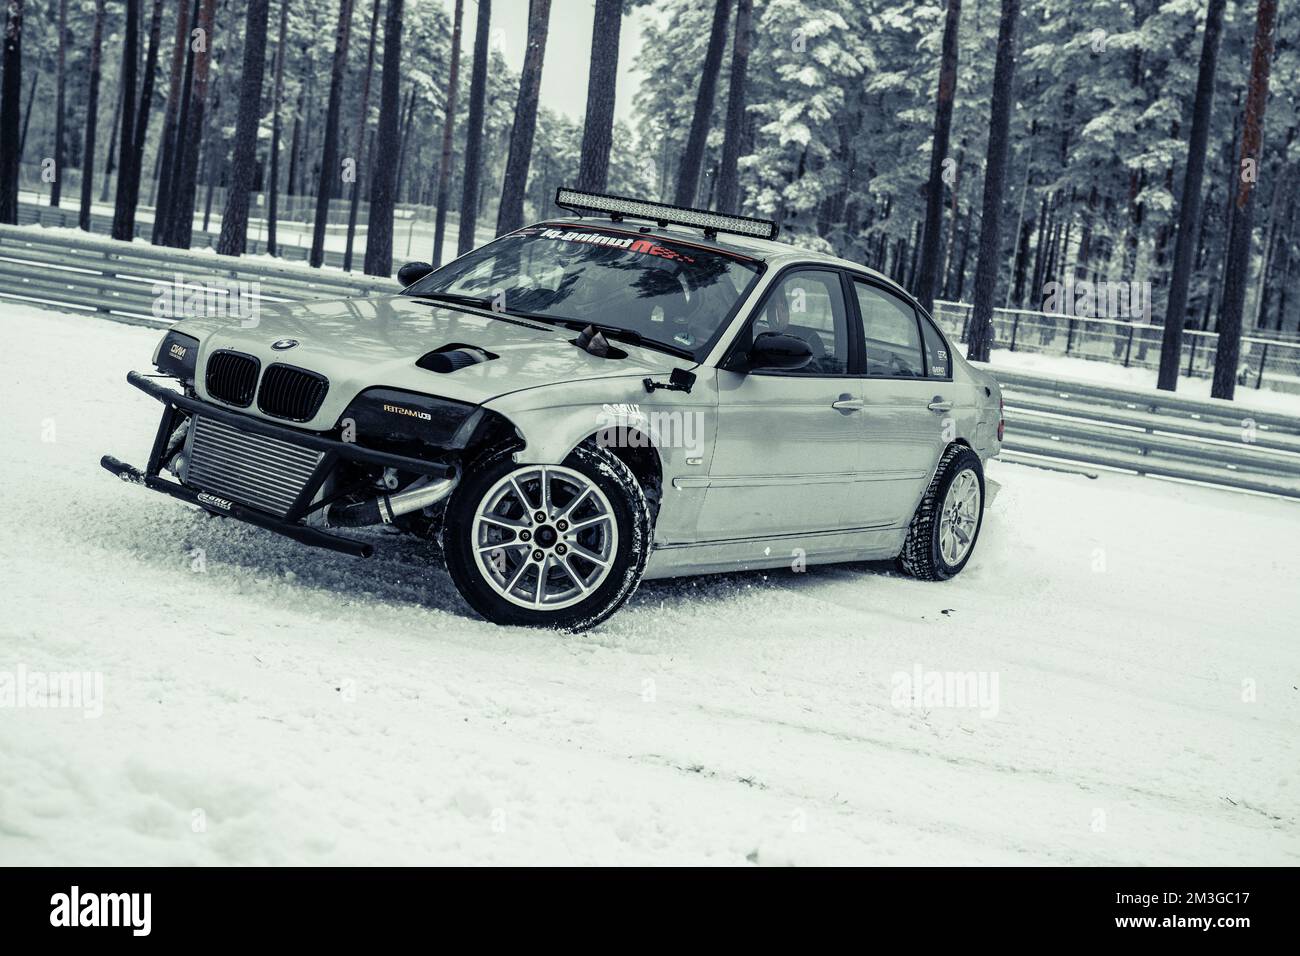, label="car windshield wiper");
[405,290,498,310]
[553,320,696,360]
